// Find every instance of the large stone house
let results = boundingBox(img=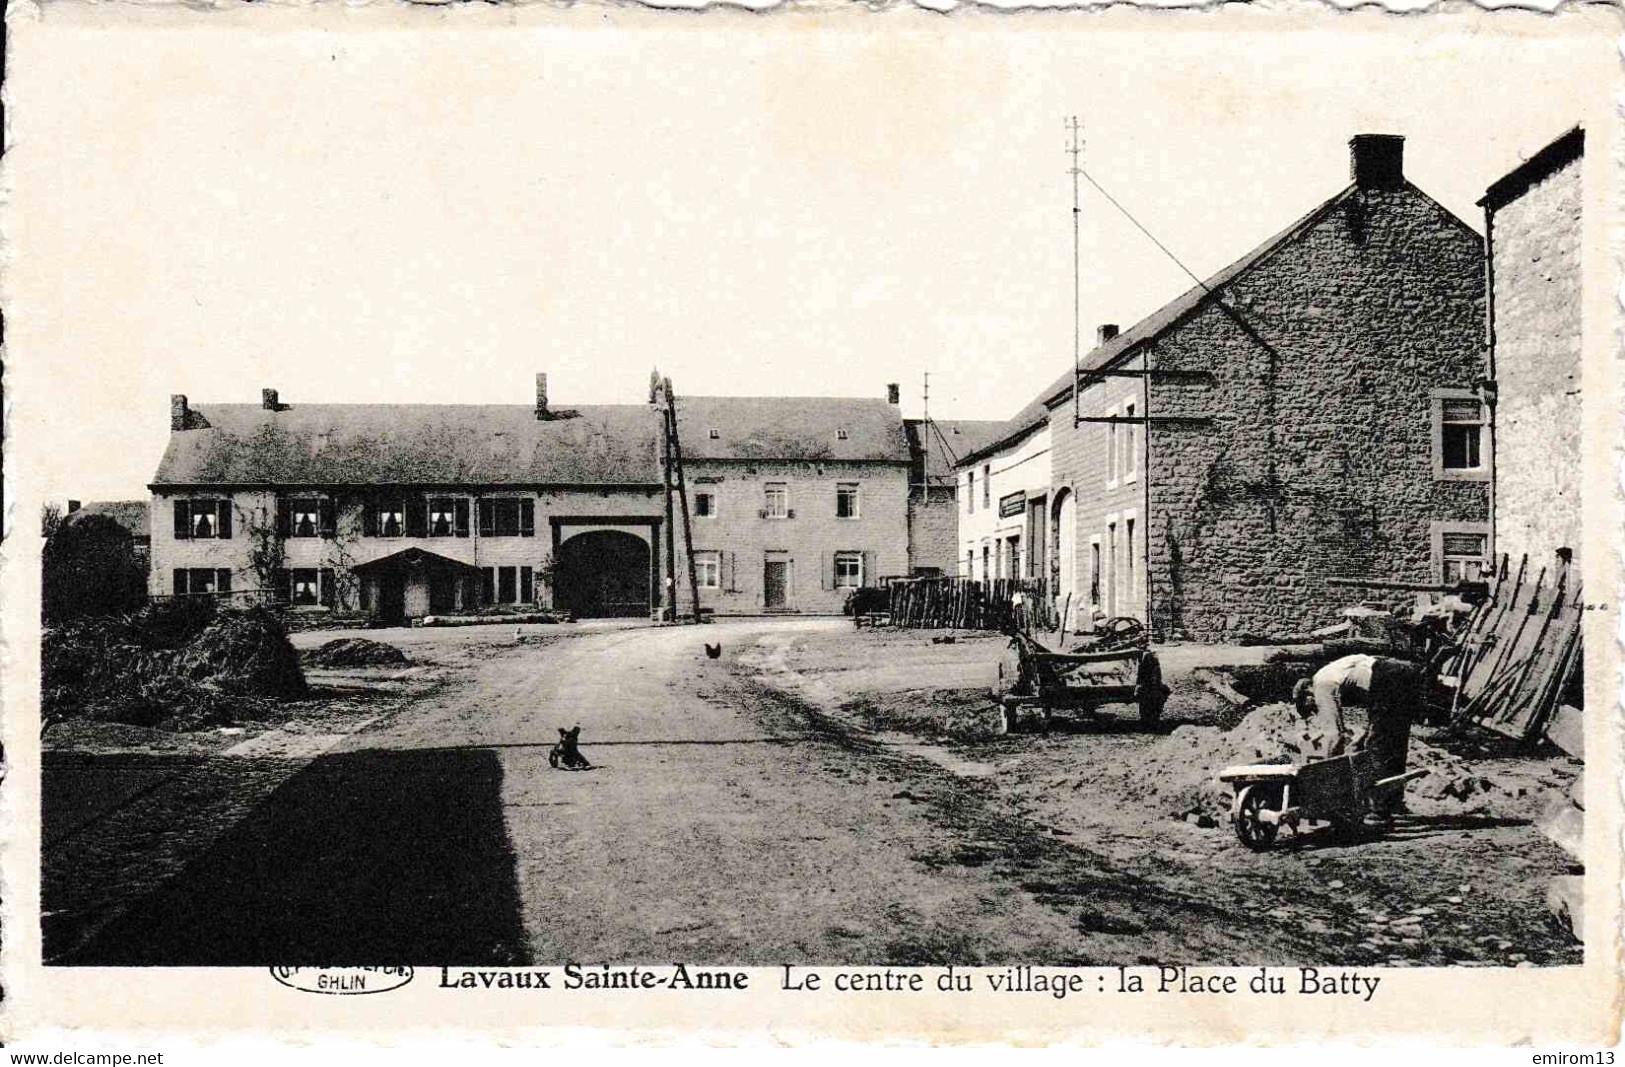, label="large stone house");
[1480,126,1584,574]
[149,378,911,621]
[961,134,1491,641]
